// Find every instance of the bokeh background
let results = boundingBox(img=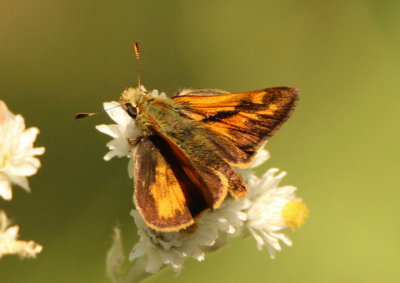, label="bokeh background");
[1,0,400,282]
